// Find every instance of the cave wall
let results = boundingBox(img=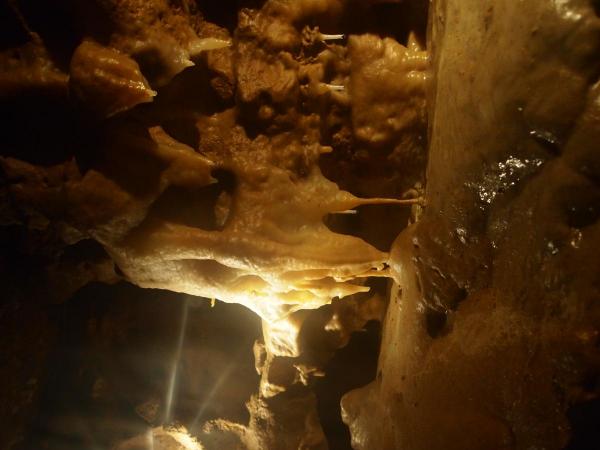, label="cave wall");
[342,0,600,449]
[0,1,426,448]
[1,0,599,449]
